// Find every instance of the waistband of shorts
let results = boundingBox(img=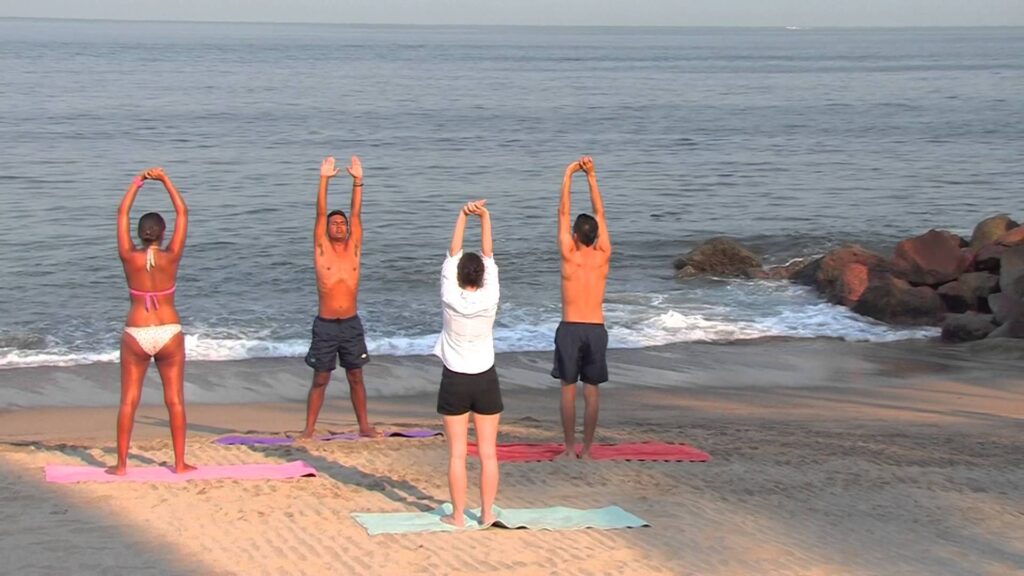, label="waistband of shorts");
[558,320,606,327]
[316,314,360,324]
[442,364,496,377]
